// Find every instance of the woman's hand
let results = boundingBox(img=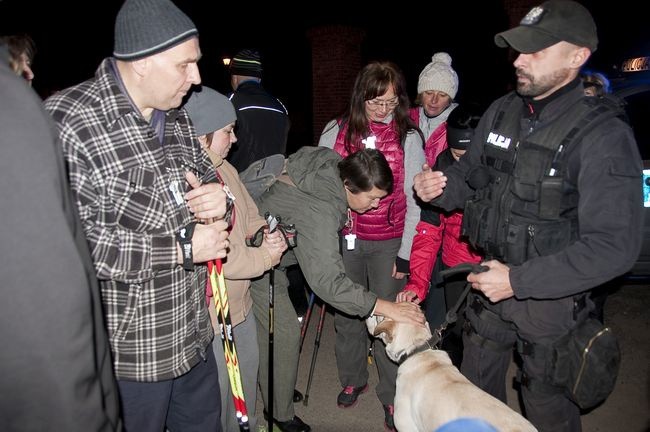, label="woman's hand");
[396,289,420,304]
[374,299,425,327]
[261,228,287,267]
